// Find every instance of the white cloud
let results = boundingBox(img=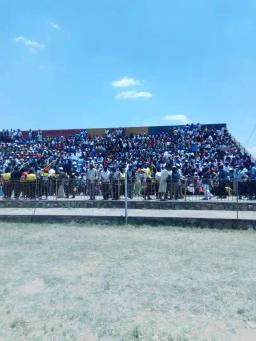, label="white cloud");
[115,90,152,100]
[163,114,191,125]
[14,36,45,52]
[247,146,256,157]
[112,77,141,88]
[50,21,61,30]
